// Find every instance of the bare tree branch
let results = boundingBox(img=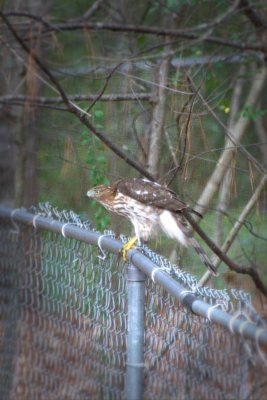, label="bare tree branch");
[42,22,266,53]
[0,93,154,106]
[185,208,267,298]
[3,11,59,31]
[198,174,267,287]
[2,12,264,54]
